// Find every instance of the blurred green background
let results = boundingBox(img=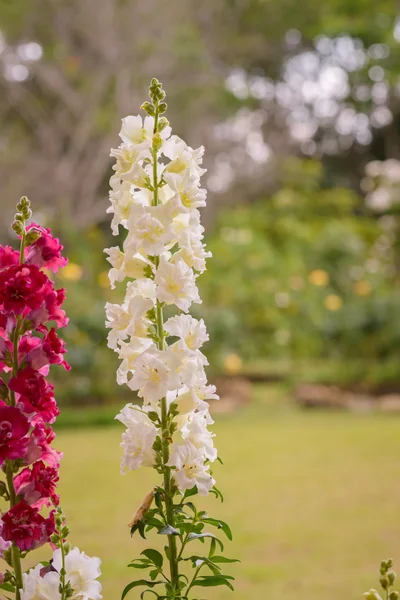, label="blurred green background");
[1,0,400,597]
